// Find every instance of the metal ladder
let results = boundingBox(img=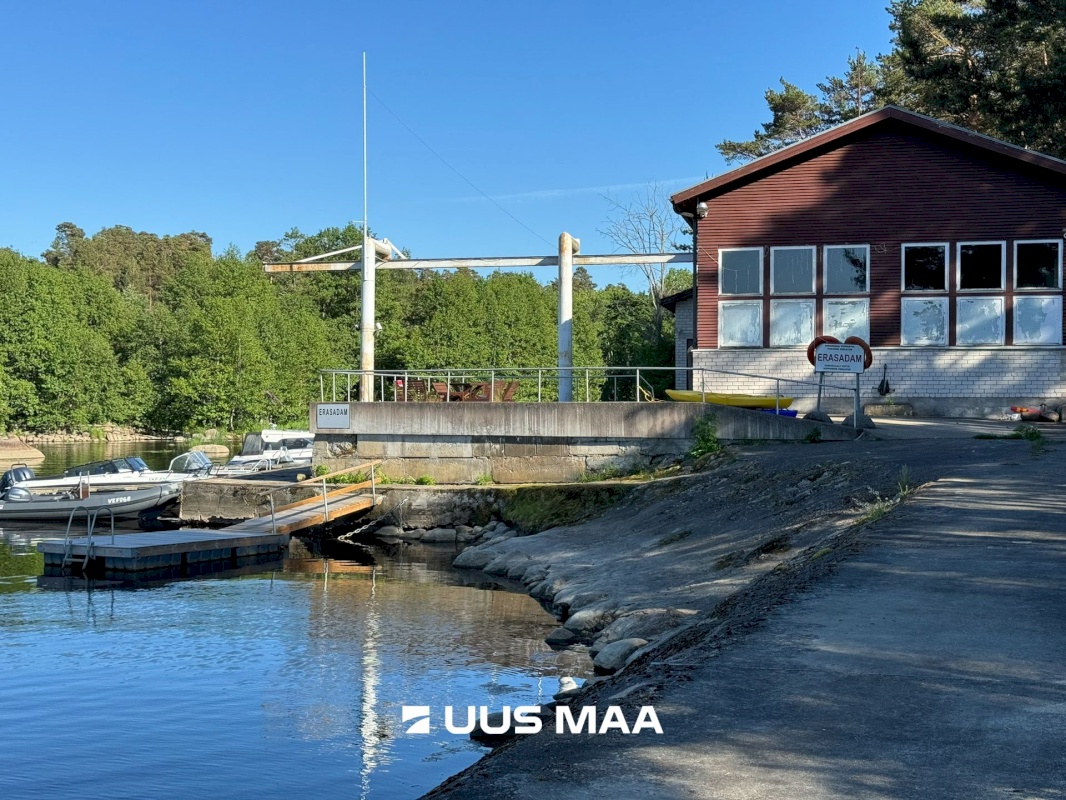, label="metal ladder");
[61,501,117,573]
